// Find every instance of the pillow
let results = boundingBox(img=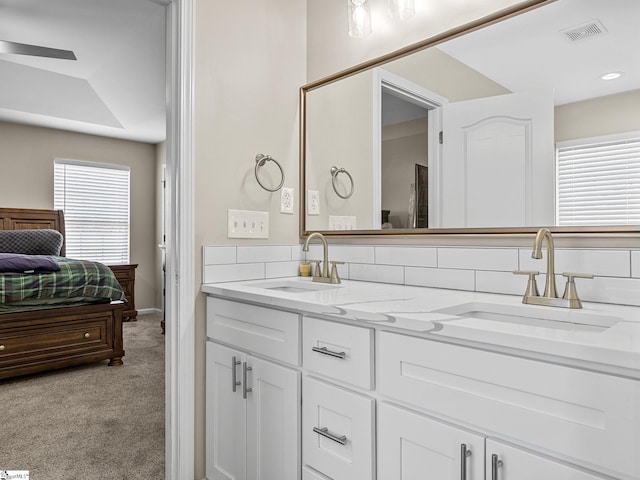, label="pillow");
[0,253,60,273]
[0,229,64,255]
